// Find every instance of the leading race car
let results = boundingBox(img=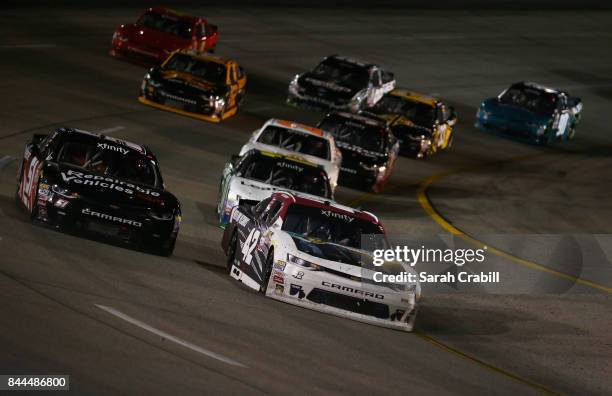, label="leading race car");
[221,192,420,331]
[139,49,246,123]
[217,150,332,226]
[16,127,181,256]
[110,7,219,65]
[317,112,399,192]
[365,89,457,158]
[238,119,342,191]
[475,81,583,145]
[287,55,395,112]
